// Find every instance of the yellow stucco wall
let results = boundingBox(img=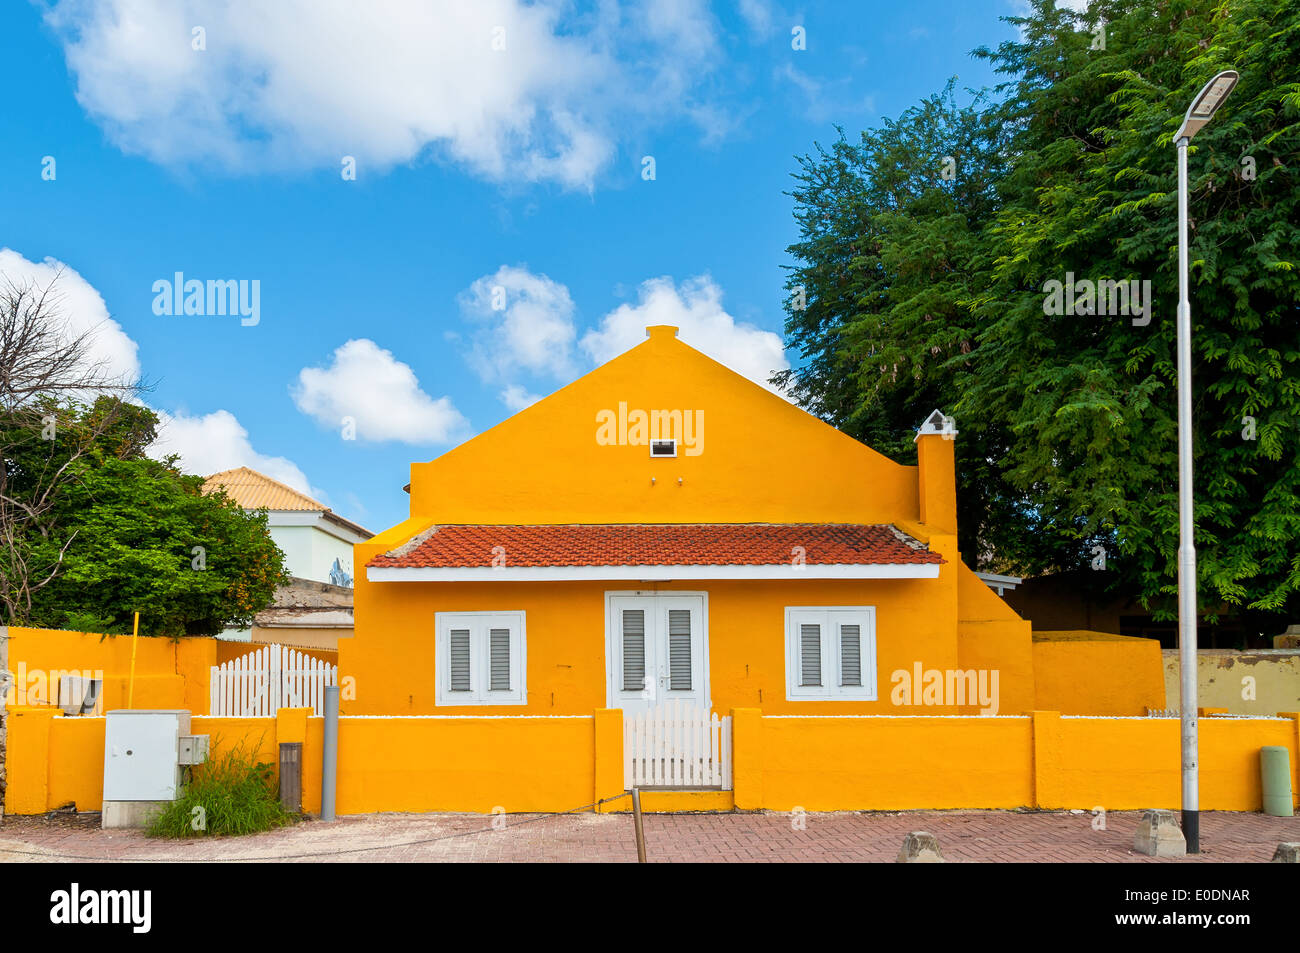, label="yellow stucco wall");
[955,563,1036,715]
[1032,631,1166,715]
[758,715,1037,810]
[406,327,920,525]
[1041,713,1299,811]
[4,626,216,713]
[335,716,596,814]
[343,573,973,716]
[8,708,1296,816]
[6,710,600,816]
